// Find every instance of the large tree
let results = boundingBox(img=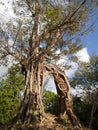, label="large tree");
[0,0,97,129]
